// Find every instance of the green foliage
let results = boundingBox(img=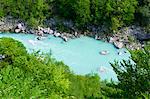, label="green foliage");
[27,17,39,27]
[99,0,137,31]
[135,0,150,26]
[90,0,100,24]
[0,0,49,27]
[1,0,146,31]
[0,37,27,66]
[0,38,70,98]
[55,0,91,28]
[100,81,124,98]
[54,0,137,30]
[111,45,150,98]
[68,74,105,99]
[54,0,76,19]
[74,0,91,27]
[0,8,4,18]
